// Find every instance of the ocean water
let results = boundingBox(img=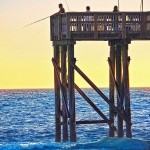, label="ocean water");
[0,88,150,150]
